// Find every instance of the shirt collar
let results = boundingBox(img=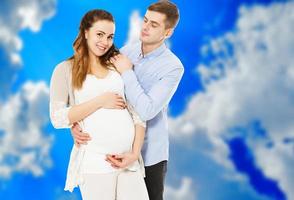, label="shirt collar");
[139,42,167,59]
